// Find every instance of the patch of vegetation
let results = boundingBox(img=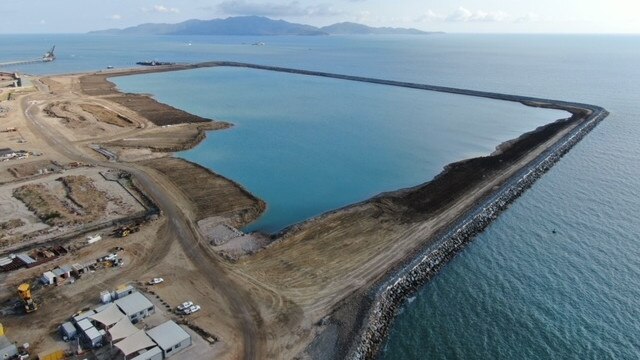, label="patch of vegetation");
[12,175,111,226]
[13,184,69,226]
[0,218,25,231]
